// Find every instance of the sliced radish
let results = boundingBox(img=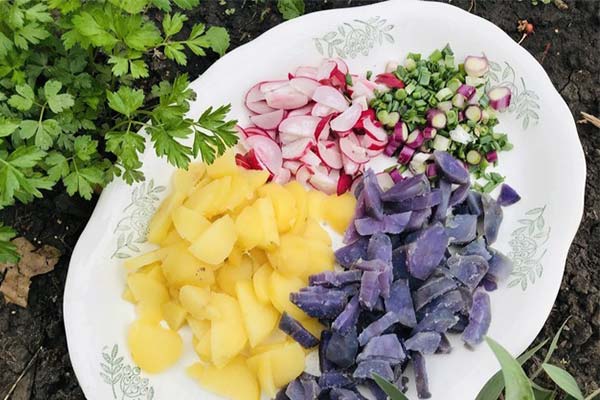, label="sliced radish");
[366,147,384,157]
[355,109,376,129]
[279,130,314,145]
[360,134,386,151]
[273,168,291,185]
[363,117,388,142]
[309,166,338,195]
[316,140,343,169]
[301,149,322,166]
[375,73,405,89]
[342,153,359,175]
[282,138,312,160]
[311,103,336,117]
[336,130,353,138]
[375,172,395,191]
[246,83,265,103]
[235,125,247,139]
[314,114,333,142]
[260,80,290,93]
[333,58,349,75]
[235,153,251,169]
[244,135,282,174]
[265,84,309,109]
[350,173,363,195]
[287,103,314,117]
[283,160,302,175]
[353,96,368,111]
[350,80,375,100]
[328,66,347,89]
[340,135,369,164]
[295,66,318,79]
[246,100,277,115]
[279,115,321,137]
[330,103,362,132]
[312,86,349,112]
[290,78,320,97]
[316,60,337,80]
[250,109,285,130]
[337,173,353,195]
[244,126,276,140]
[295,165,312,186]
